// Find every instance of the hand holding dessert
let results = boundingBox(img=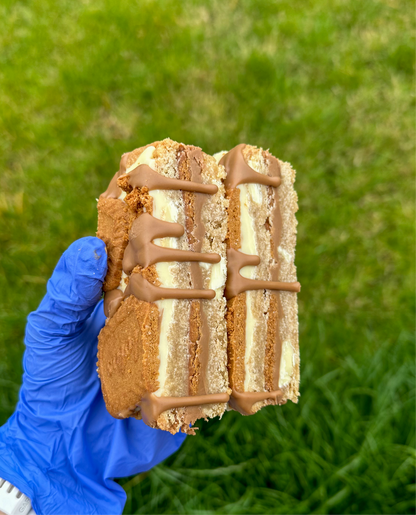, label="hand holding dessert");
[0,237,186,515]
